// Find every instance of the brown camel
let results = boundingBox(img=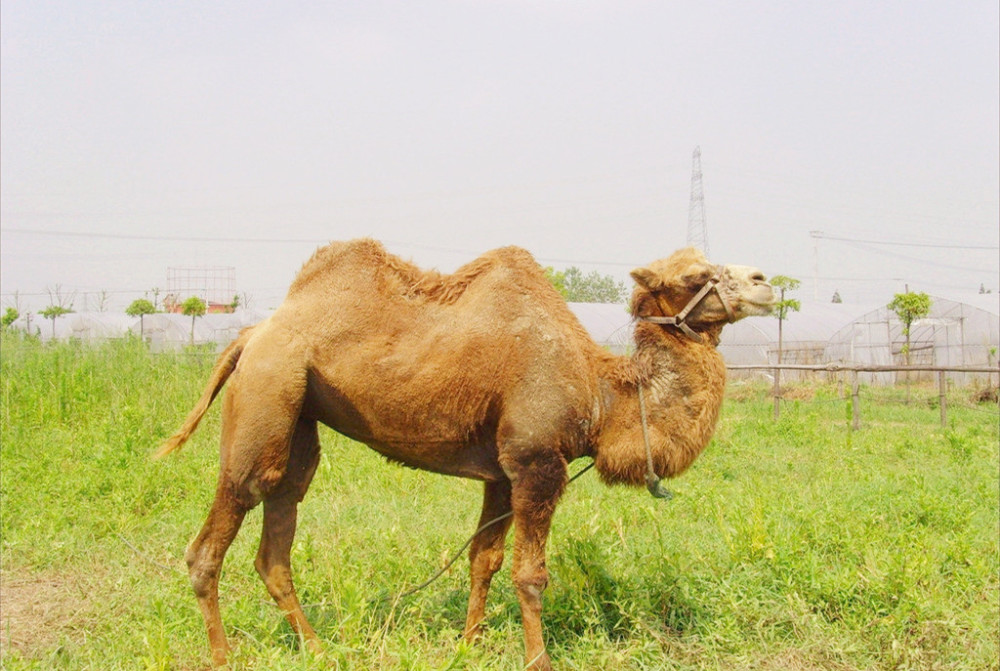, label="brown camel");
[157,238,774,669]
